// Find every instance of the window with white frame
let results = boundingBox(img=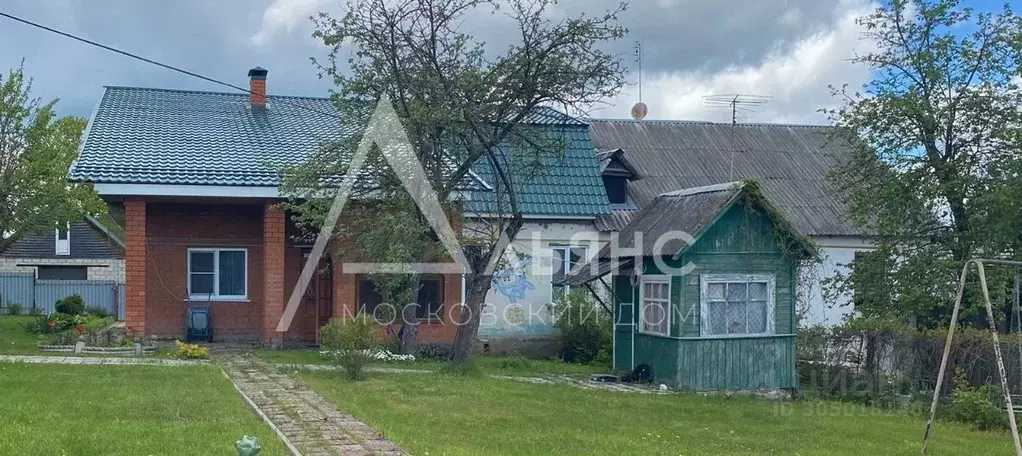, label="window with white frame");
[188,248,247,300]
[551,246,587,300]
[639,276,671,336]
[700,274,774,337]
[54,224,70,256]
